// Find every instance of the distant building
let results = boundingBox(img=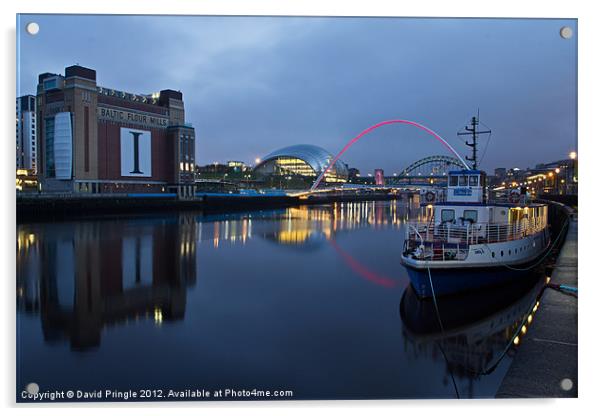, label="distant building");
[36,65,196,197]
[347,167,360,180]
[494,168,506,178]
[374,169,385,186]
[492,159,577,196]
[198,163,228,174]
[253,145,348,188]
[16,95,37,174]
[226,161,247,171]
